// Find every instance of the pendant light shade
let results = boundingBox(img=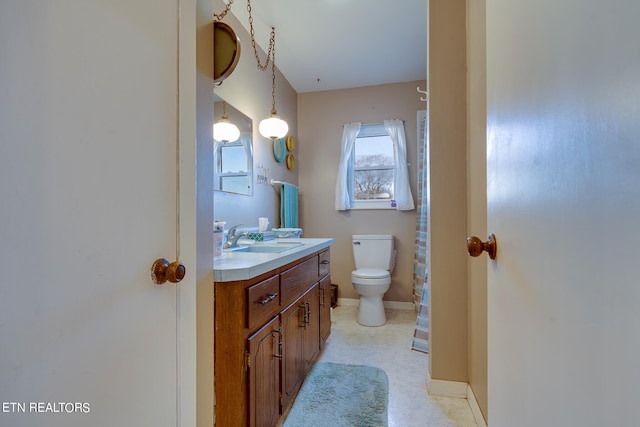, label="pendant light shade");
[213,119,240,143]
[213,101,240,143]
[259,113,288,139]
